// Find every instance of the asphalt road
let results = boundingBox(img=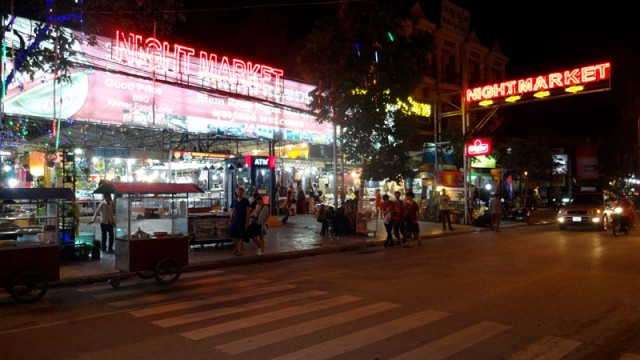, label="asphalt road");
[2,224,640,359]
